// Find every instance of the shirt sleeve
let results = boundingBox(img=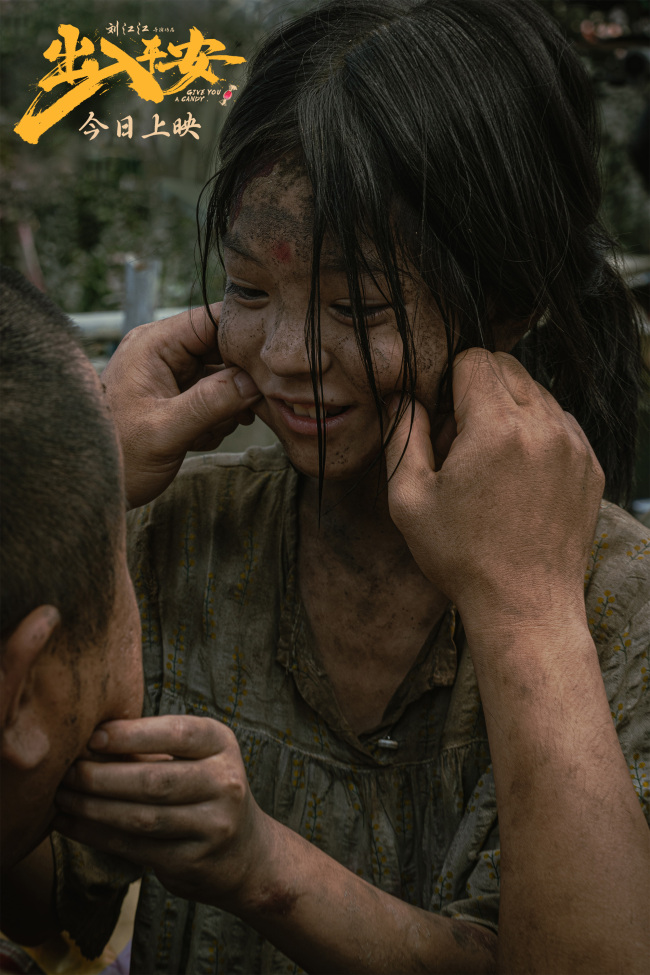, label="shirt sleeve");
[600,592,650,825]
[586,507,650,826]
[433,763,501,934]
